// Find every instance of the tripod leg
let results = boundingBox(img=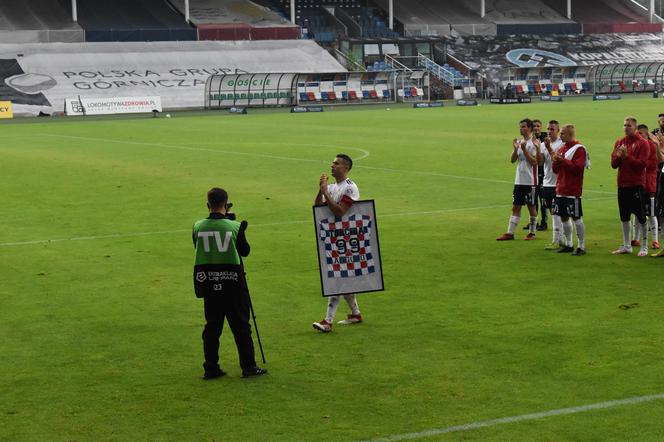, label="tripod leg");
[247,292,266,364]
